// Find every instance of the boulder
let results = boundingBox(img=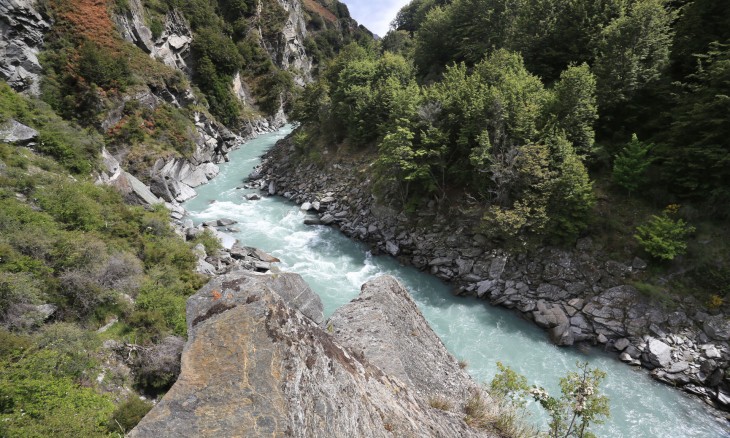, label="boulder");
[320,213,336,225]
[328,276,477,402]
[703,315,730,341]
[131,274,489,438]
[0,119,37,145]
[385,240,399,256]
[645,338,672,368]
